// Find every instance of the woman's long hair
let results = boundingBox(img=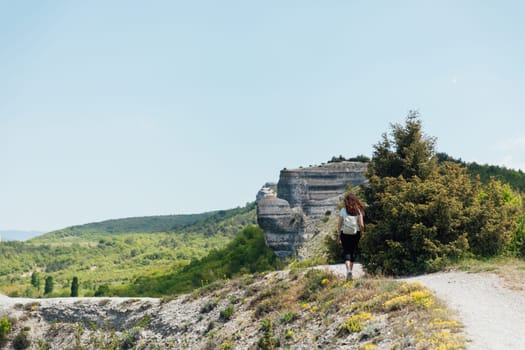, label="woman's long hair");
[344,193,365,216]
